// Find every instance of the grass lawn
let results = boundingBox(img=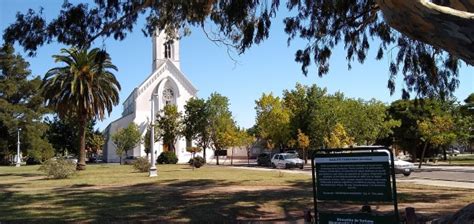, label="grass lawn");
[0,164,472,222]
